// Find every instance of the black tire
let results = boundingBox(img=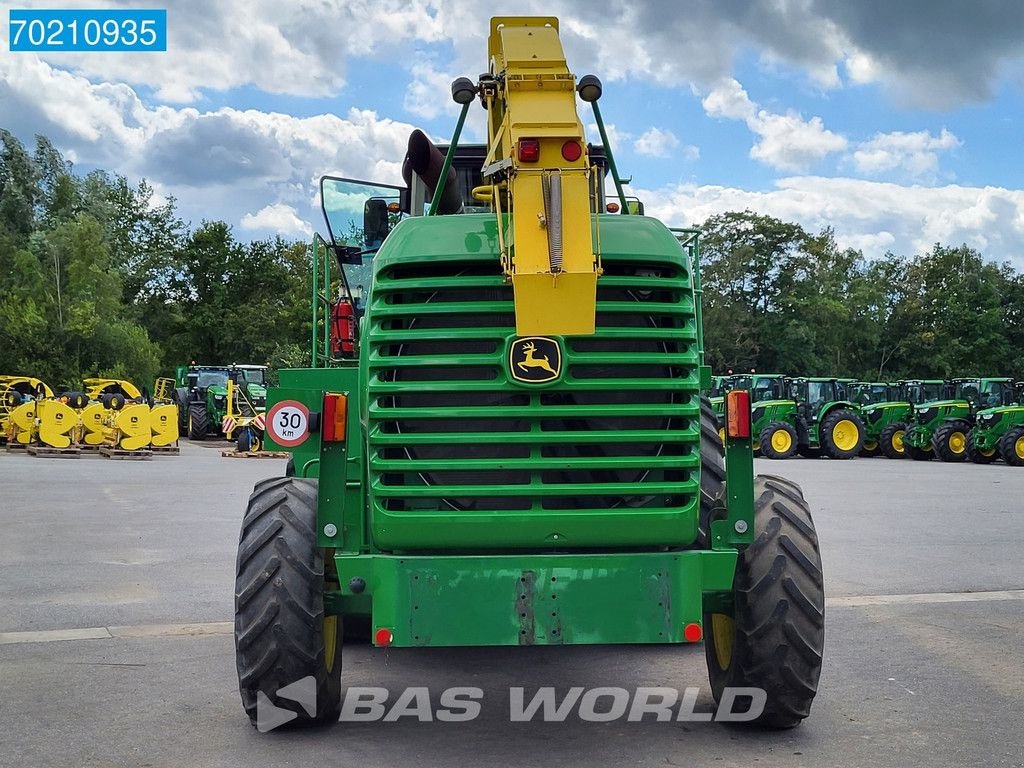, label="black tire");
[998,426,1024,467]
[187,404,208,441]
[703,475,824,728]
[879,422,907,459]
[907,444,933,461]
[820,409,864,459]
[966,430,997,465]
[759,421,798,460]
[860,439,880,458]
[797,445,822,459]
[237,429,252,453]
[932,420,970,462]
[235,478,342,728]
[697,397,727,547]
[285,456,296,477]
